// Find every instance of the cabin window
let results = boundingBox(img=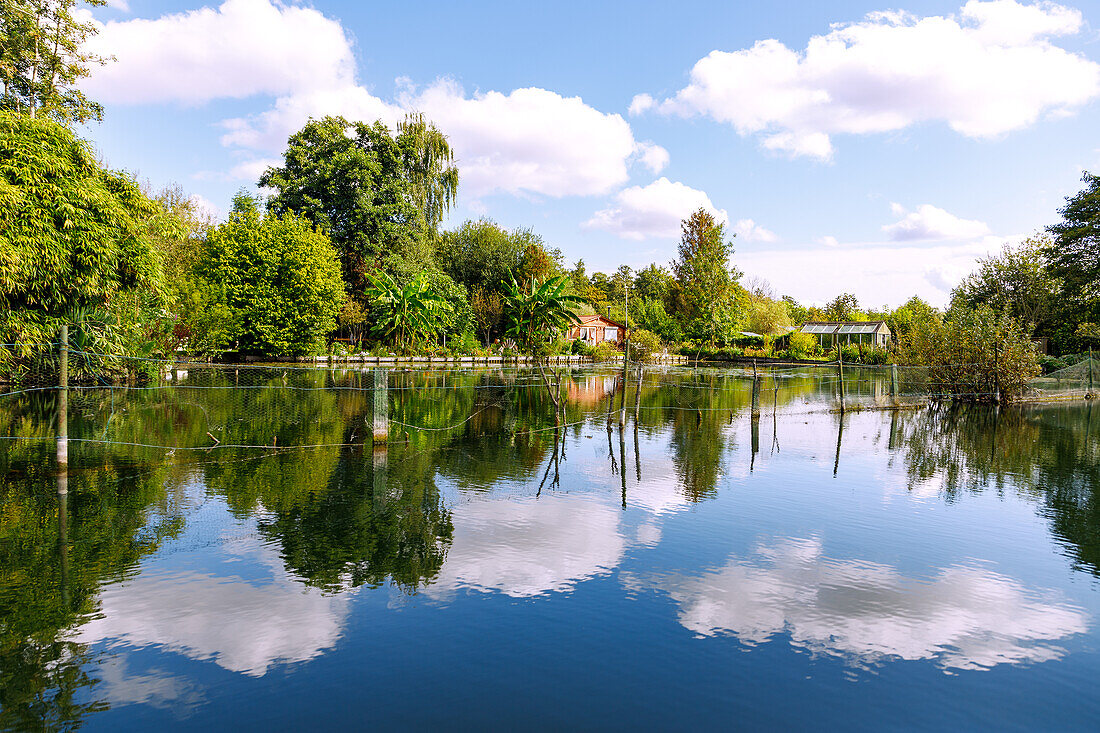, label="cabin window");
[604,327,618,341]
